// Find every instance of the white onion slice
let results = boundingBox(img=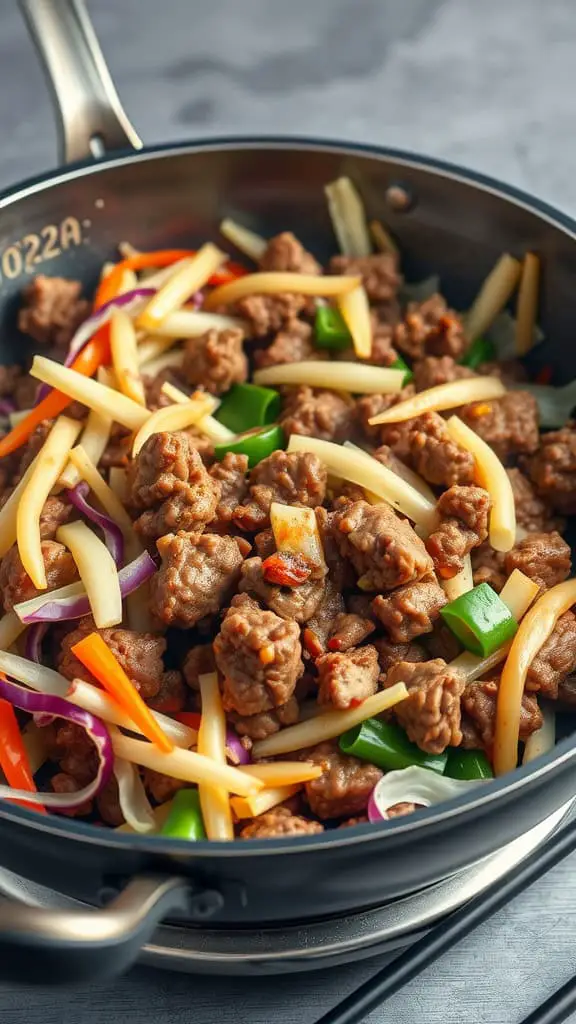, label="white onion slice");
[368,766,488,822]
